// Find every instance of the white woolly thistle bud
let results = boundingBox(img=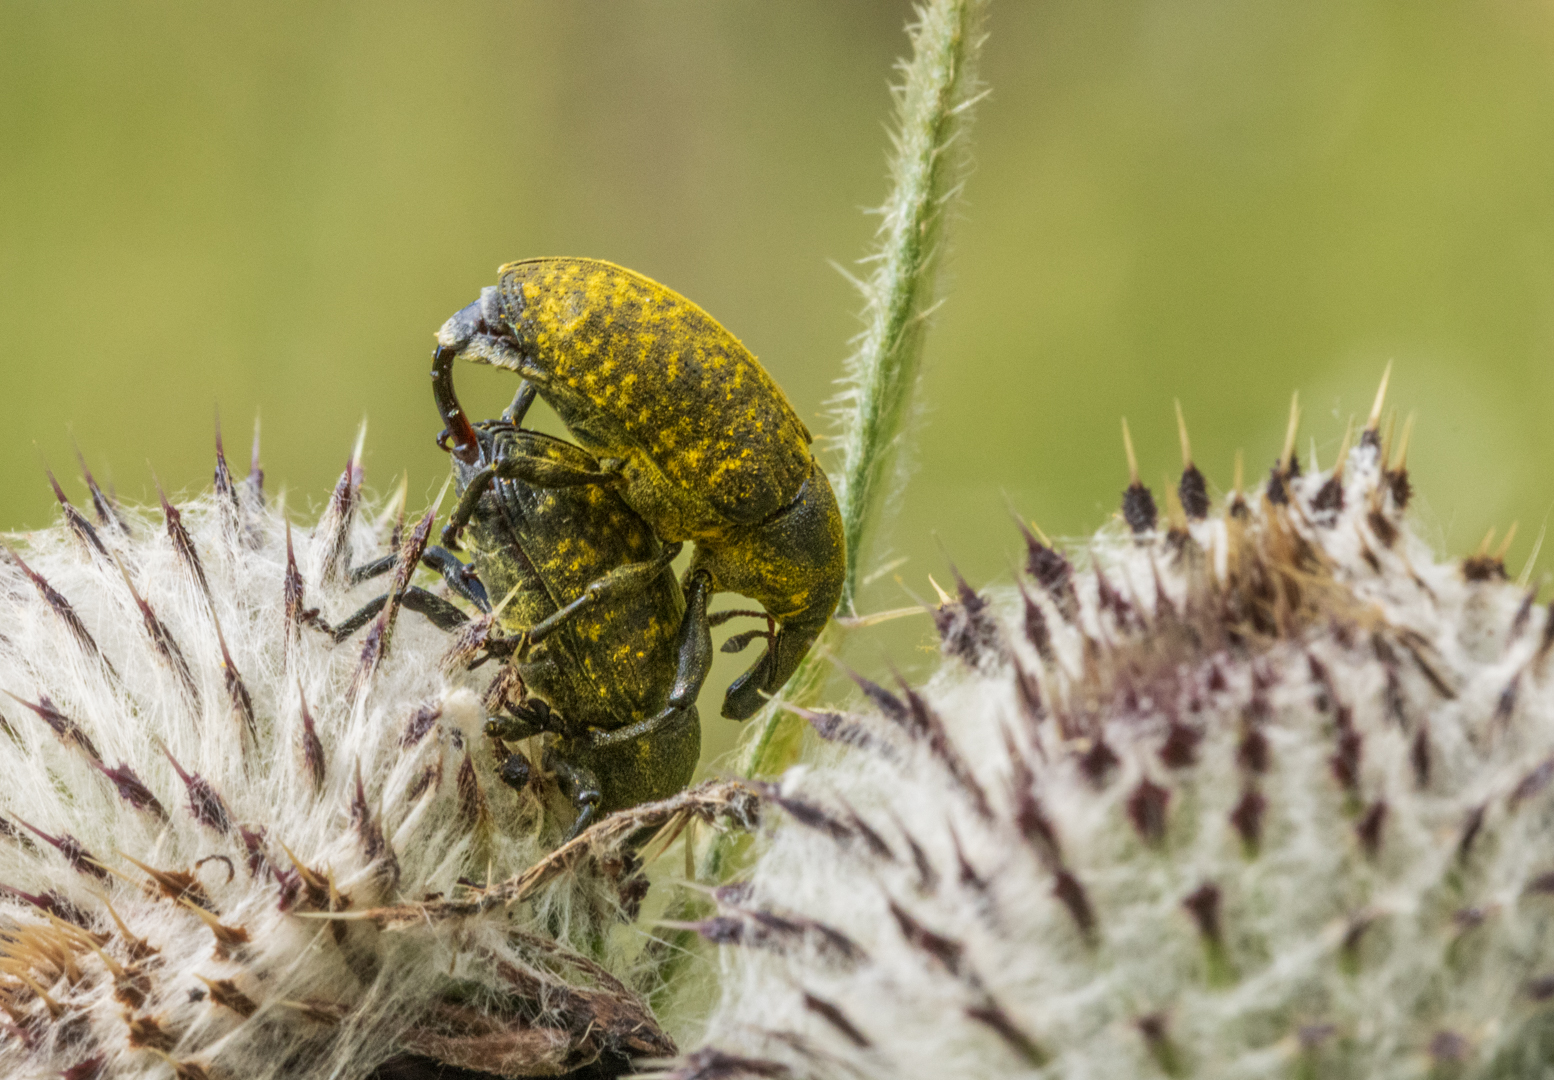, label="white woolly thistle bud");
[680,379,1554,1080]
[0,431,755,1080]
